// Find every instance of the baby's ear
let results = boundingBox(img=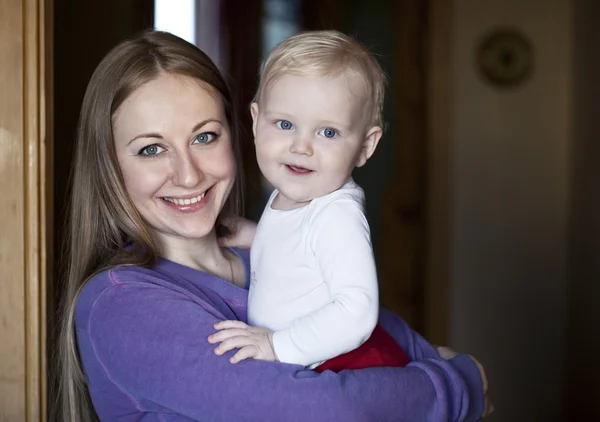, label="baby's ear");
[250,102,259,138]
[355,126,382,168]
